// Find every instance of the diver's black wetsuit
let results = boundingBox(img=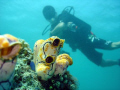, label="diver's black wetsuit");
[50,11,112,65]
